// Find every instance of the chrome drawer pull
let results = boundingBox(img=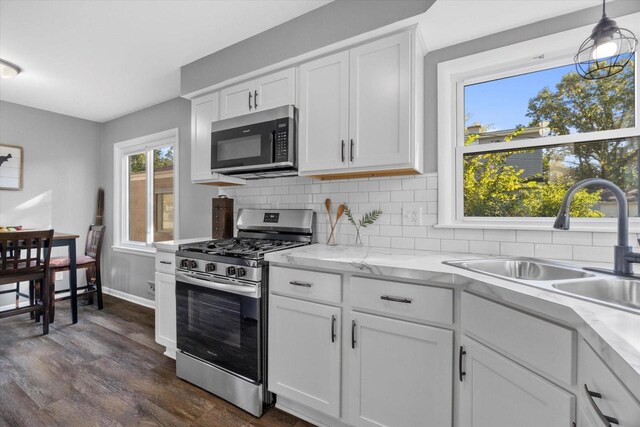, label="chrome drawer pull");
[159,260,172,265]
[585,384,619,426]
[380,295,412,304]
[290,281,312,288]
